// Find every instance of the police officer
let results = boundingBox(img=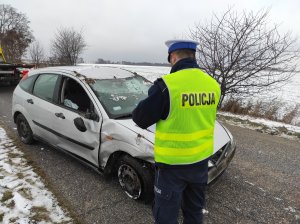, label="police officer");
[132,40,221,224]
